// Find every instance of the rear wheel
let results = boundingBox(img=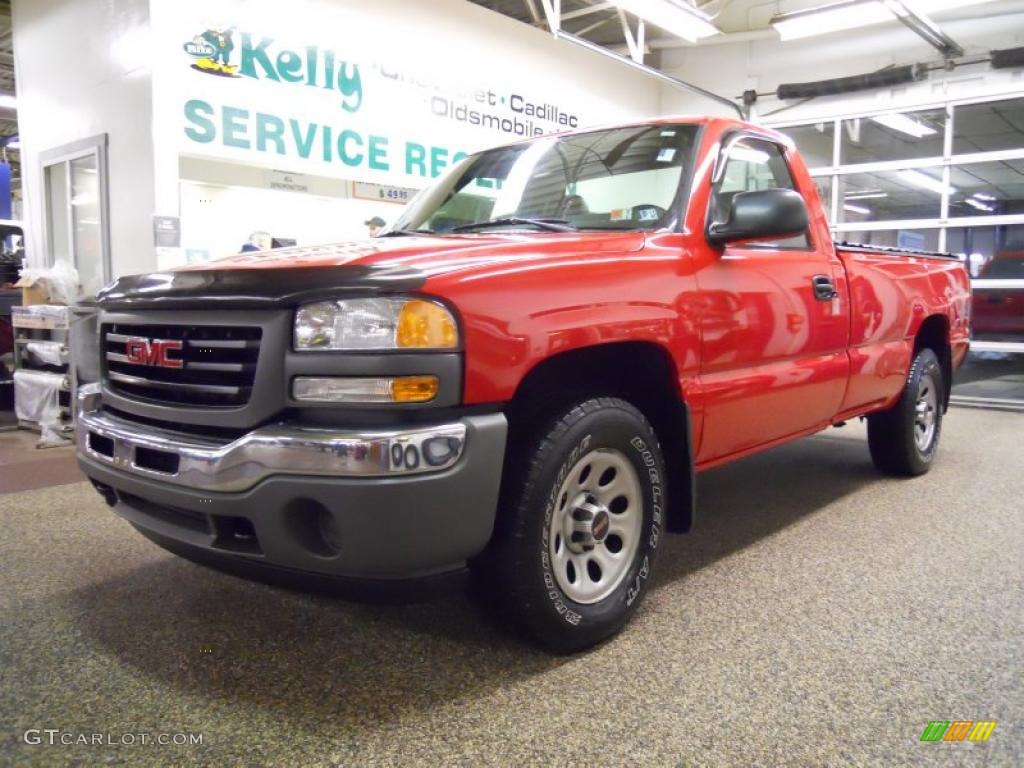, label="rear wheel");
[489,397,666,653]
[867,348,944,476]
